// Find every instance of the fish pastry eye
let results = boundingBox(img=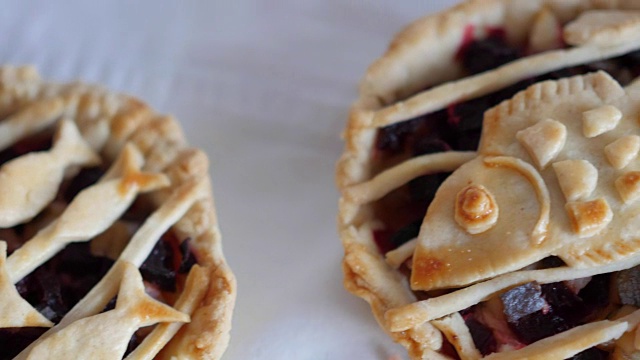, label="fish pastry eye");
[454,184,498,234]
